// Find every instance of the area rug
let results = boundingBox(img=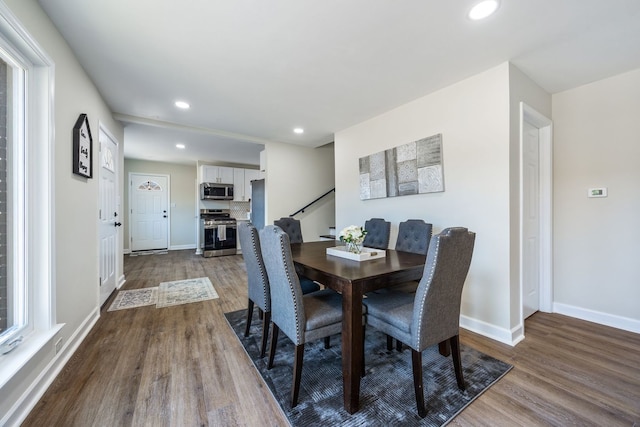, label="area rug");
[157,277,219,308]
[225,309,512,426]
[107,287,158,311]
